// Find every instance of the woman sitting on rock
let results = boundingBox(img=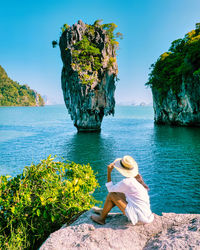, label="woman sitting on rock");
[91,155,154,225]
